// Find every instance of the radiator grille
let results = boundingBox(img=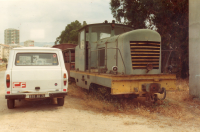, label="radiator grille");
[130,41,160,69]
